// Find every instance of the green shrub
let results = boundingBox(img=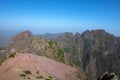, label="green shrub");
[99,46,108,51]
[36,71,39,74]
[72,59,81,67]
[47,40,57,50]
[86,74,93,80]
[57,49,65,63]
[0,59,4,65]
[28,77,30,79]
[48,76,52,79]
[23,70,32,74]
[57,49,64,56]
[36,76,43,79]
[76,70,82,79]
[45,78,51,80]
[20,74,26,77]
[9,52,16,58]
